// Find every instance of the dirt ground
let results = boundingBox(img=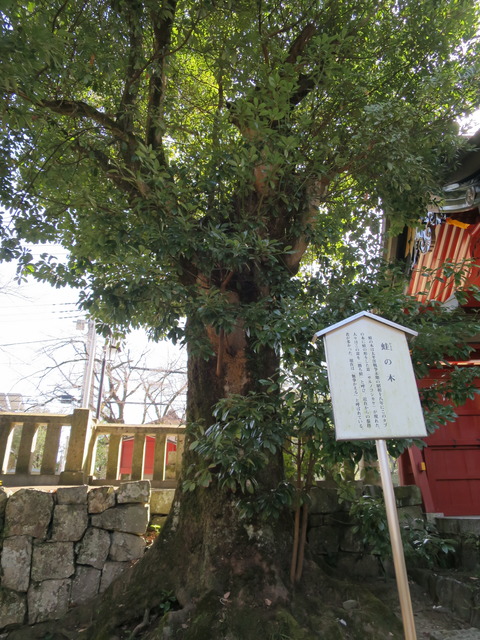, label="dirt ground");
[2,575,480,640]
[367,577,480,639]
